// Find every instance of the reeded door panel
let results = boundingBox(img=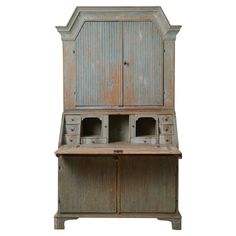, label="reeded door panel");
[123,22,163,106]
